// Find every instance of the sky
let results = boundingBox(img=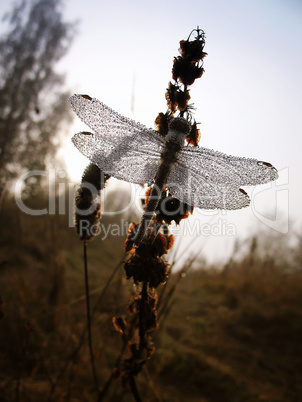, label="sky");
[1,0,301,264]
